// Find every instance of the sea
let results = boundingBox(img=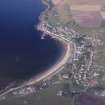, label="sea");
[0,0,64,90]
